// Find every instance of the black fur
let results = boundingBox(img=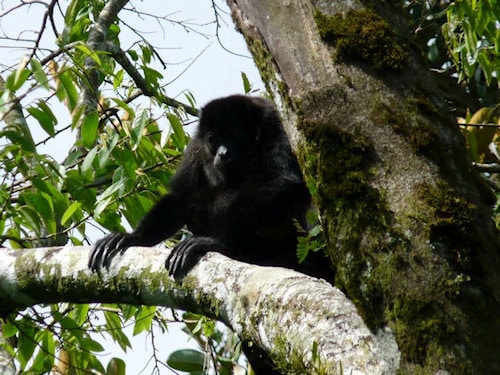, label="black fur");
[89,95,327,281]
